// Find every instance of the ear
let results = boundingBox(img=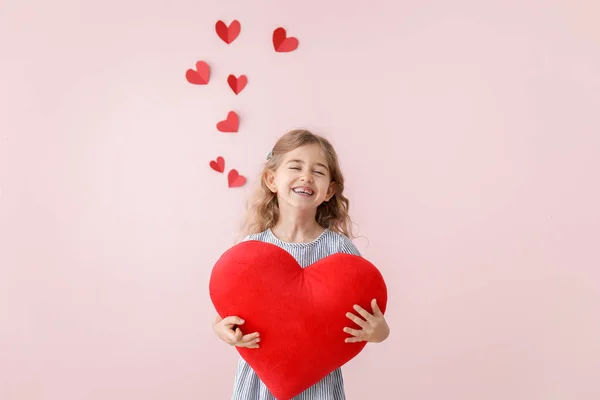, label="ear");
[325,181,336,201]
[264,169,277,193]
